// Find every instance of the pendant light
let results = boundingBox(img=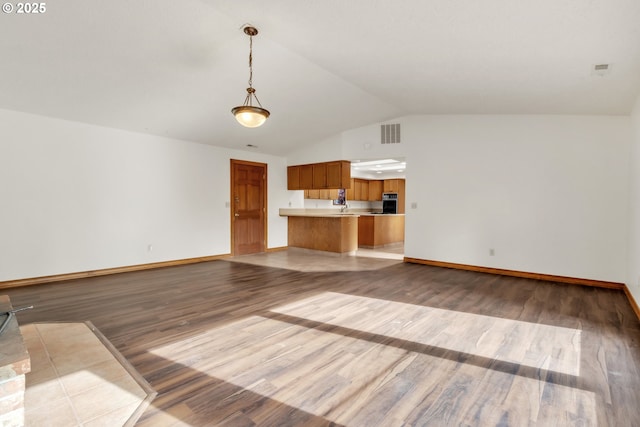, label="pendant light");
[231,26,270,128]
